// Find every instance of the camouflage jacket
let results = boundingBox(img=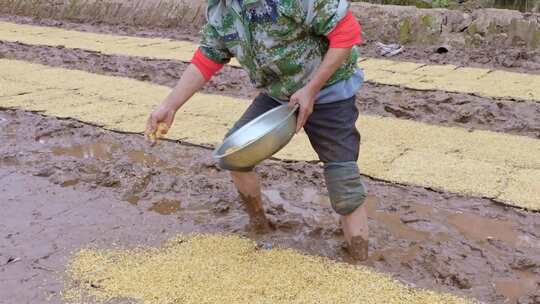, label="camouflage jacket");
[200,0,359,100]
